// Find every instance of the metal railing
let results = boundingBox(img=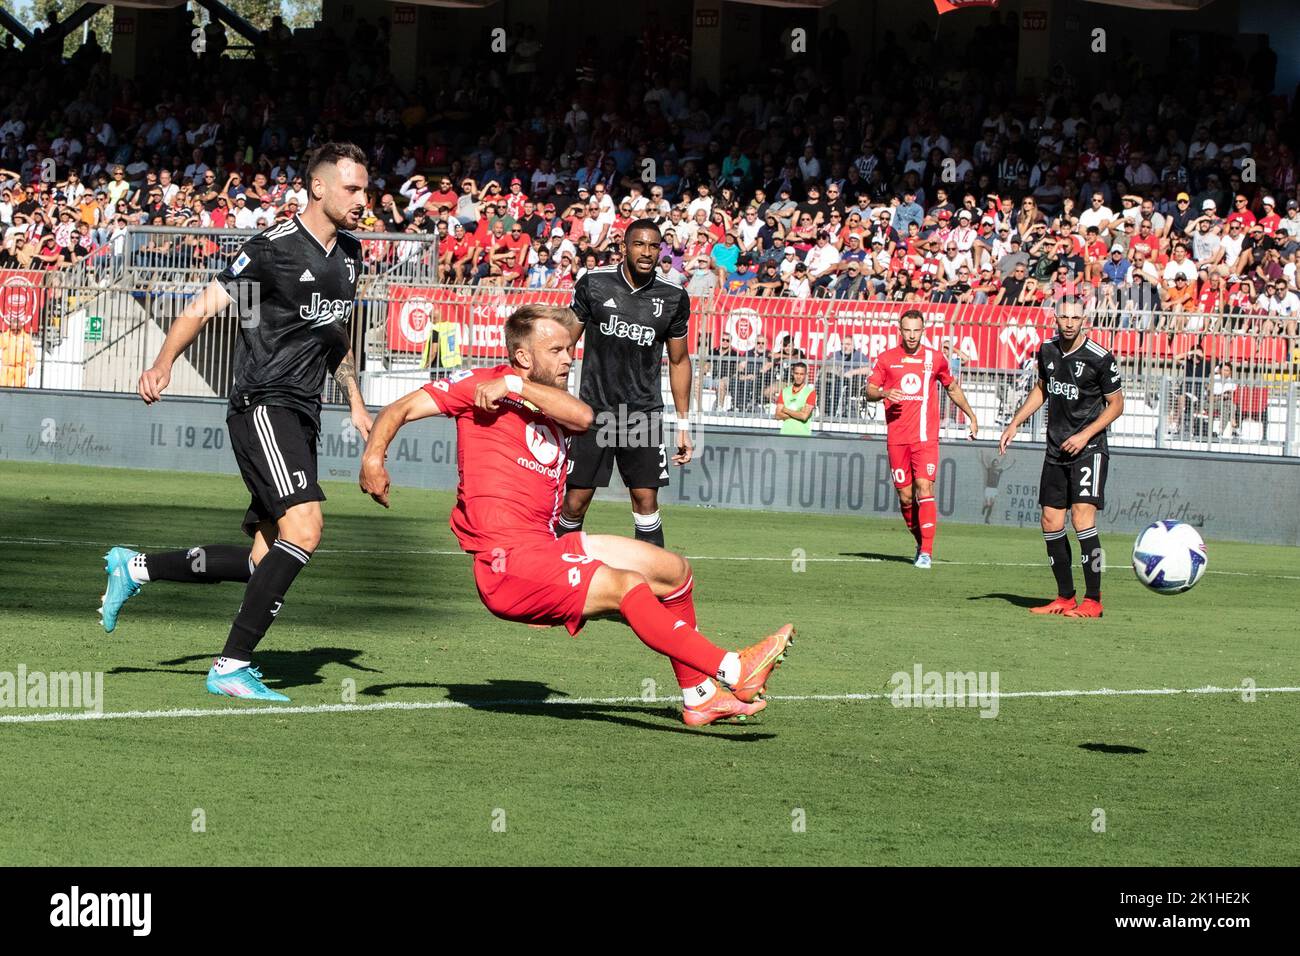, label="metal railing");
[689,302,1297,457]
[4,248,1297,457]
[8,226,439,403]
